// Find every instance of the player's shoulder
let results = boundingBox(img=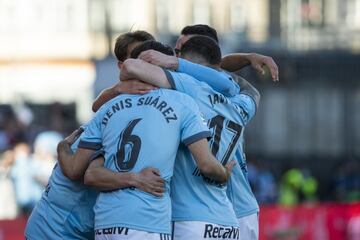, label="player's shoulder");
[160,88,196,102]
[160,88,199,110]
[167,70,203,86]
